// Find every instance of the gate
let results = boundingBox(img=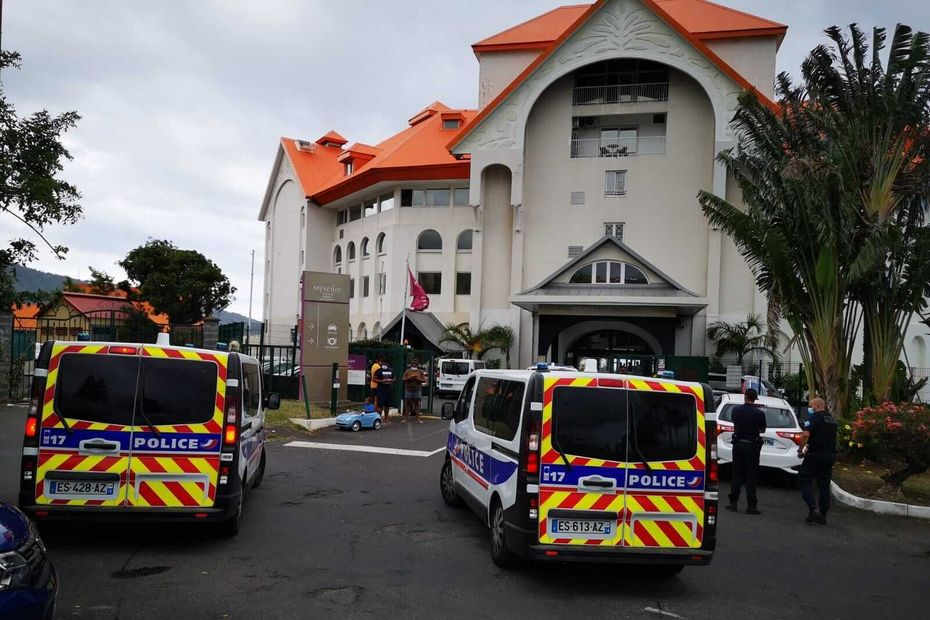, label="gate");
[36,310,202,347]
[347,345,436,413]
[9,329,37,402]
